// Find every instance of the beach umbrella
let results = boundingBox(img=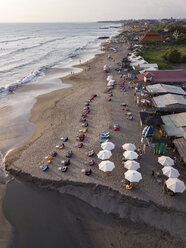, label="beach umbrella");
[162,166,180,178]
[107,75,113,81]
[124,170,142,182]
[158,156,174,166]
[122,143,136,151]
[98,160,115,172]
[124,160,140,170]
[97,150,112,160]
[101,142,115,151]
[166,178,186,193]
[107,80,115,86]
[123,151,138,160]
